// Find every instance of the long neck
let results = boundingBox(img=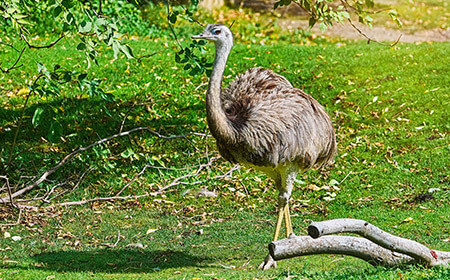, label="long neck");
[206,41,236,143]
